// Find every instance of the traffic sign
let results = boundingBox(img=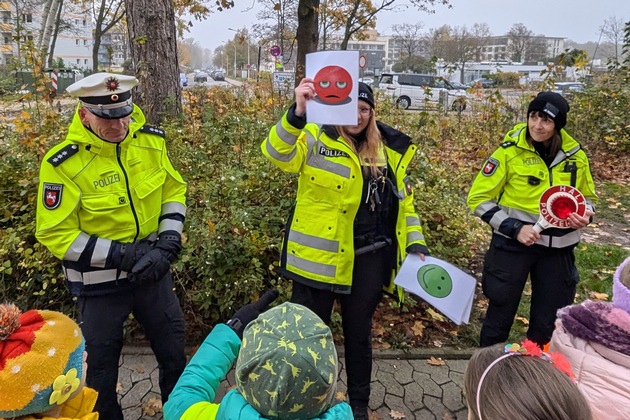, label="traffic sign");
[270,45,282,57]
[359,55,367,68]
